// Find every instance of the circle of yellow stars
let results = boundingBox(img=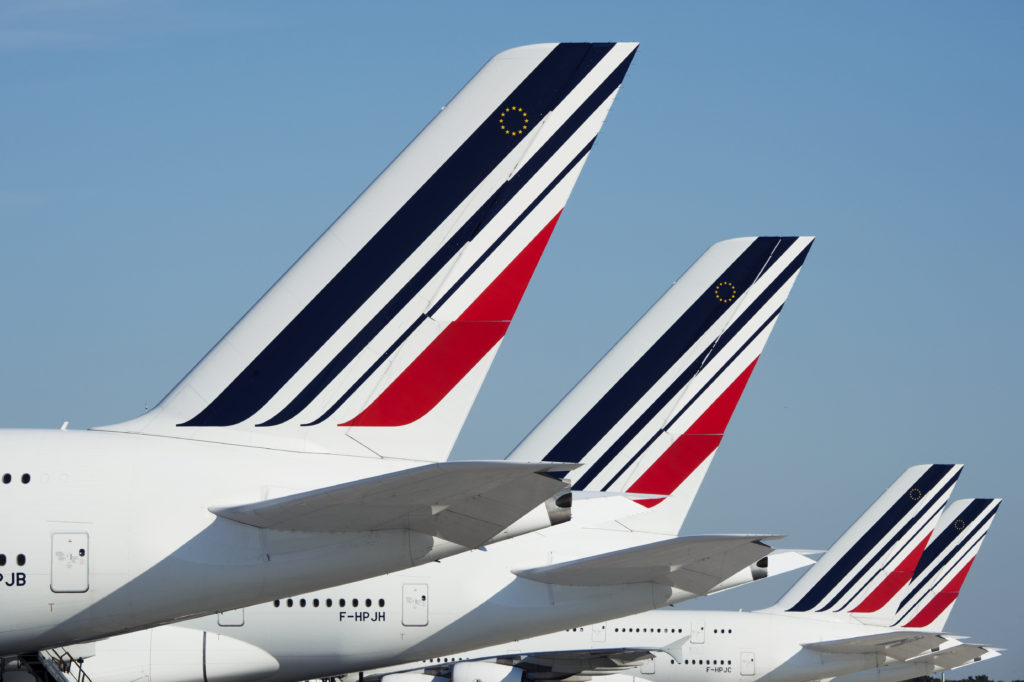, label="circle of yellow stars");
[954,519,966,531]
[500,106,529,136]
[714,281,737,303]
[909,488,923,501]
